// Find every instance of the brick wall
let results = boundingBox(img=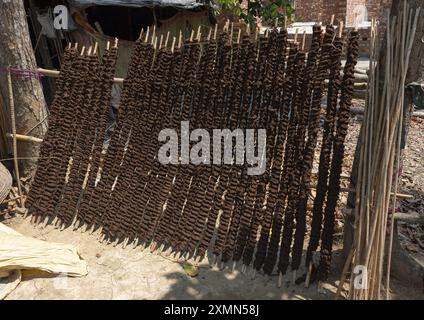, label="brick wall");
[294,0,394,56]
[295,0,348,24]
[366,0,381,18]
[323,0,347,24]
[294,0,322,22]
[295,0,388,24]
